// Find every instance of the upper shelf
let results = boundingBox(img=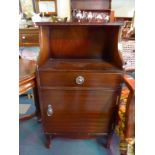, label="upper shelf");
[35,22,123,27]
[71,0,111,10]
